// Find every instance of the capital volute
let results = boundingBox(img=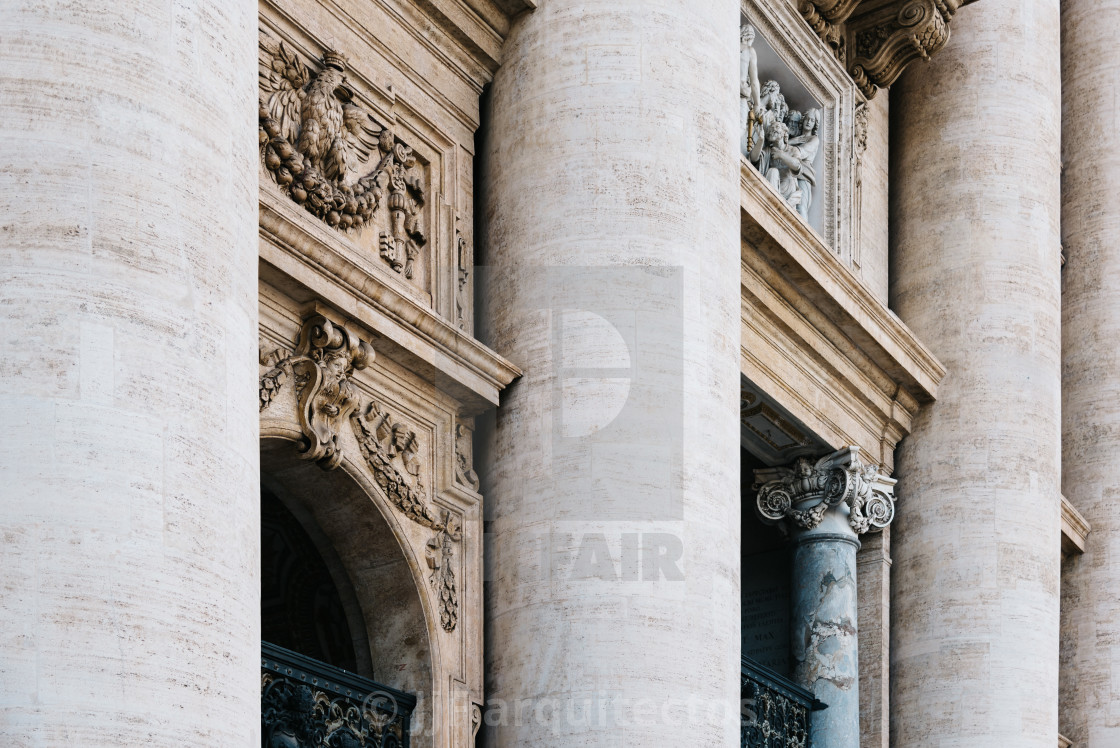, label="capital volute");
[753,446,896,535]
